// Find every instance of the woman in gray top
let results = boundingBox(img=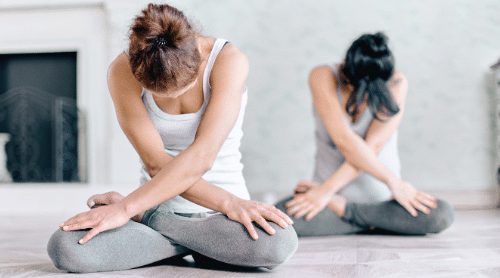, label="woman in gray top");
[275,32,454,236]
[47,3,297,272]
